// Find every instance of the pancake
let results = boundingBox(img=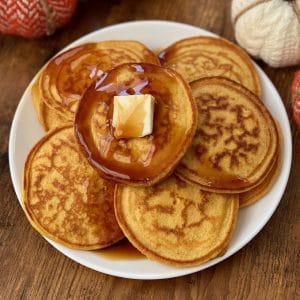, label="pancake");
[40,102,70,131]
[239,154,280,207]
[75,63,198,186]
[22,125,124,250]
[32,77,46,128]
[239,122,282,207]
[114,175,239,267]
[175,77,279,193]
[32,77,68,130]
[34,41,160,130]
[159,36,261,96]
